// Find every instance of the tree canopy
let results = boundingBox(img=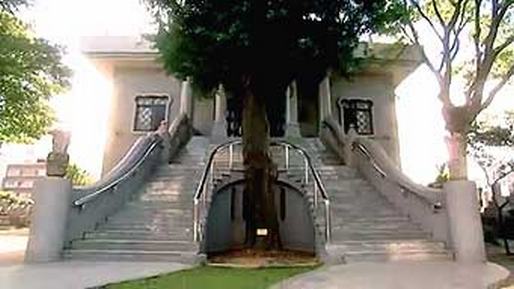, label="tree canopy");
[0,5,70,143]
[146,0,405,95]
